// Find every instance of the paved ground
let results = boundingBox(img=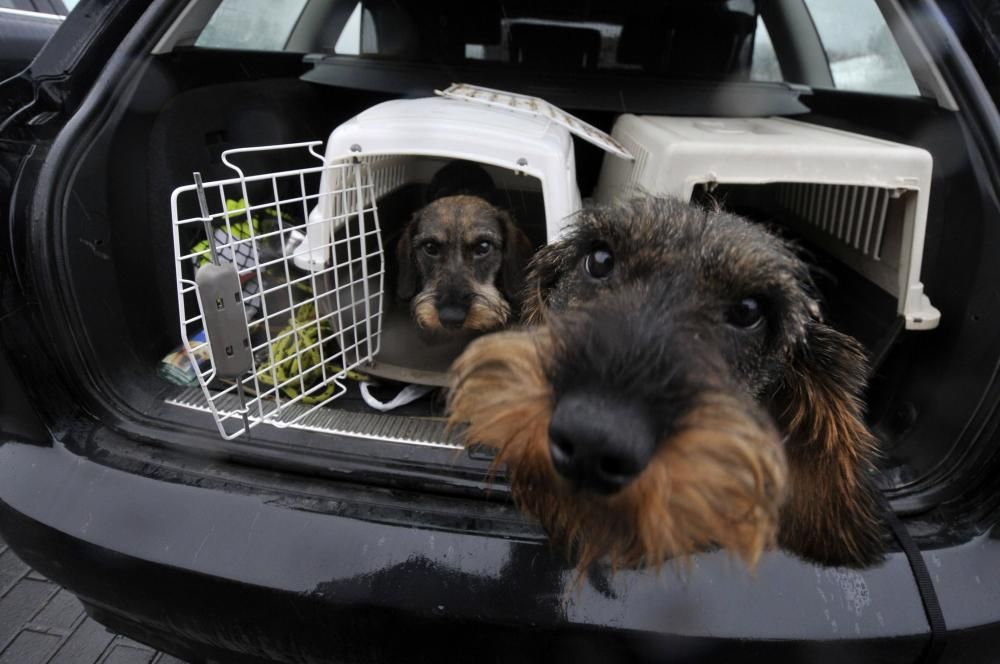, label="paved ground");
[0,535,188,664]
